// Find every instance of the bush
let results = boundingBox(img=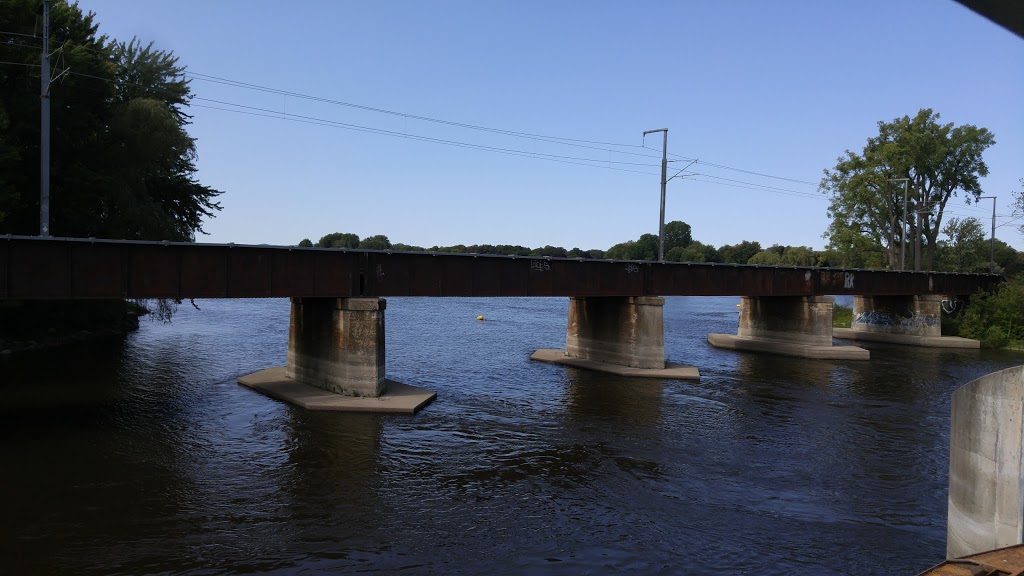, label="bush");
[832,304,852,328]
